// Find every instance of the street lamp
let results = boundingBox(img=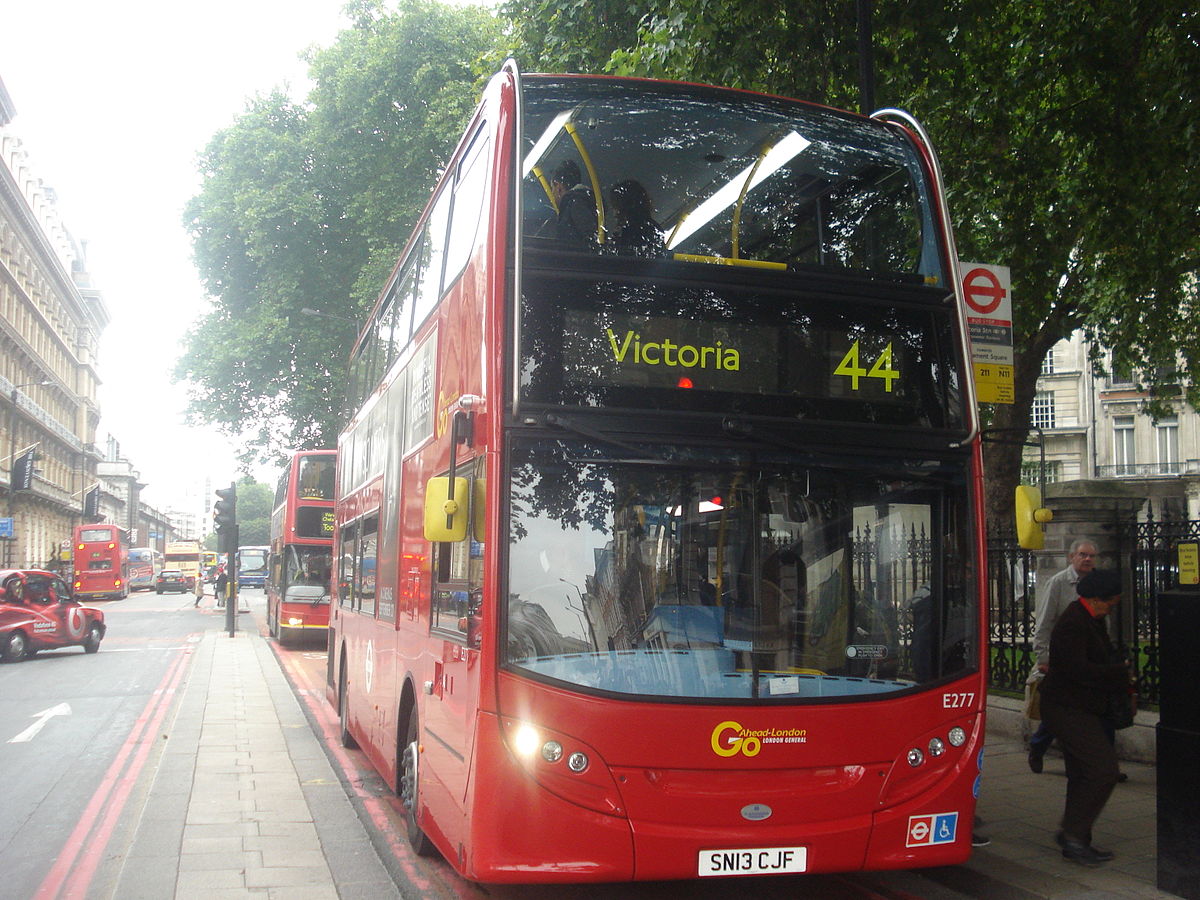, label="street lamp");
[6,379,52,566]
